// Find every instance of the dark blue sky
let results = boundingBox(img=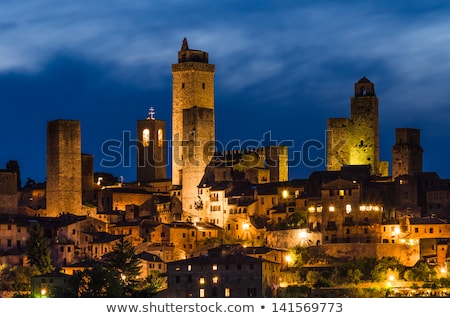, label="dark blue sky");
[1,0,450,184]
